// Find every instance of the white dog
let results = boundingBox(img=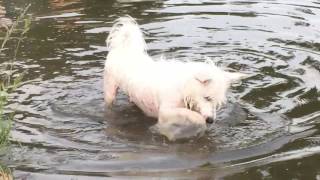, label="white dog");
[104,16,246,140]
